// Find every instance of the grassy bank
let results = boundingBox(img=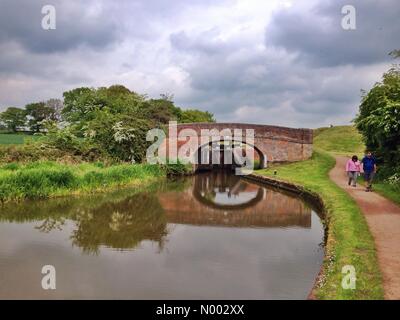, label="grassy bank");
[257,150,383,299]
[0,161,165,202]
[314,126,365,155]
[372,183,400,206]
